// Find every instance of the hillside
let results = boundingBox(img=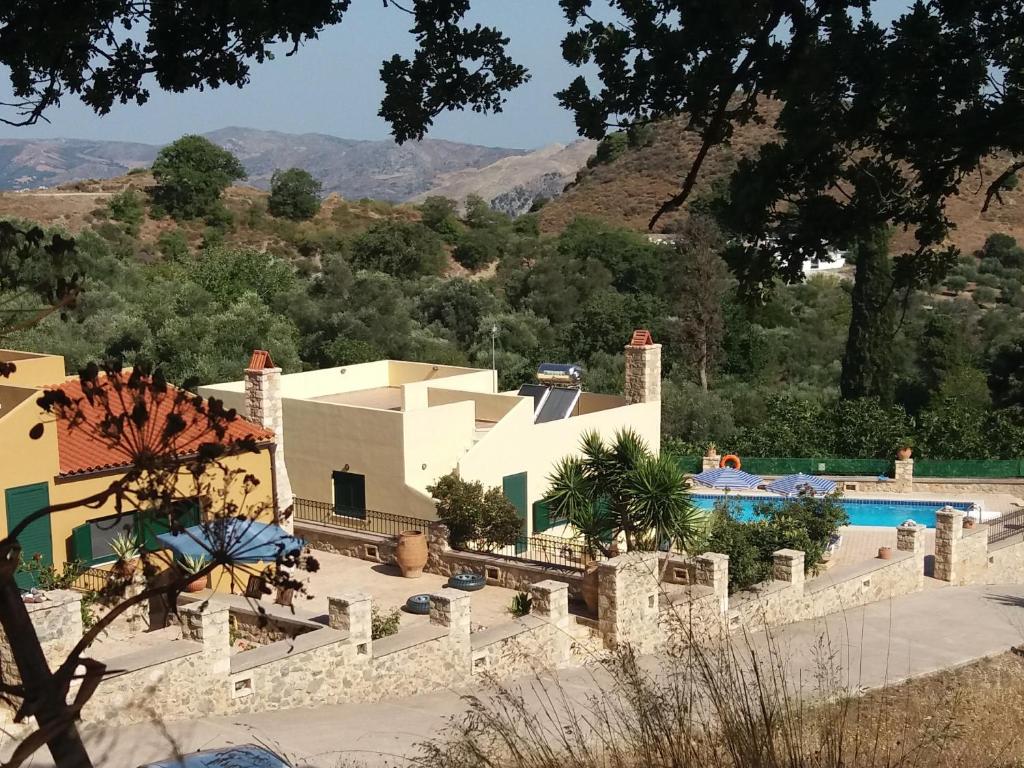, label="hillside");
[0,171,421,260]
[538,106,1024,256]
[0,129,525,201]
[412,139,596,215]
